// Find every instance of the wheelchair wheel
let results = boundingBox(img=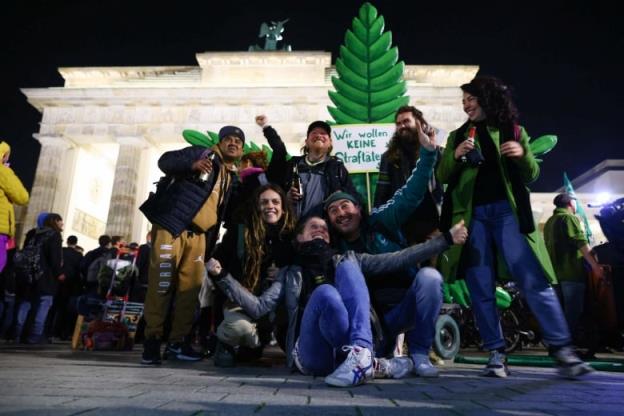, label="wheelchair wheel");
[501,308,521,353]
[433,314,461,359]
